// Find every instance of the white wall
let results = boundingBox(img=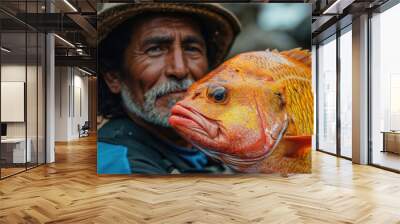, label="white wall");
[1,65,26,140]
[71,73,89,138]
[1,65,26,138]
[1,64,39,138]
[55,67,89,141]
[55,66,69,141]
[1,63,46,164]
